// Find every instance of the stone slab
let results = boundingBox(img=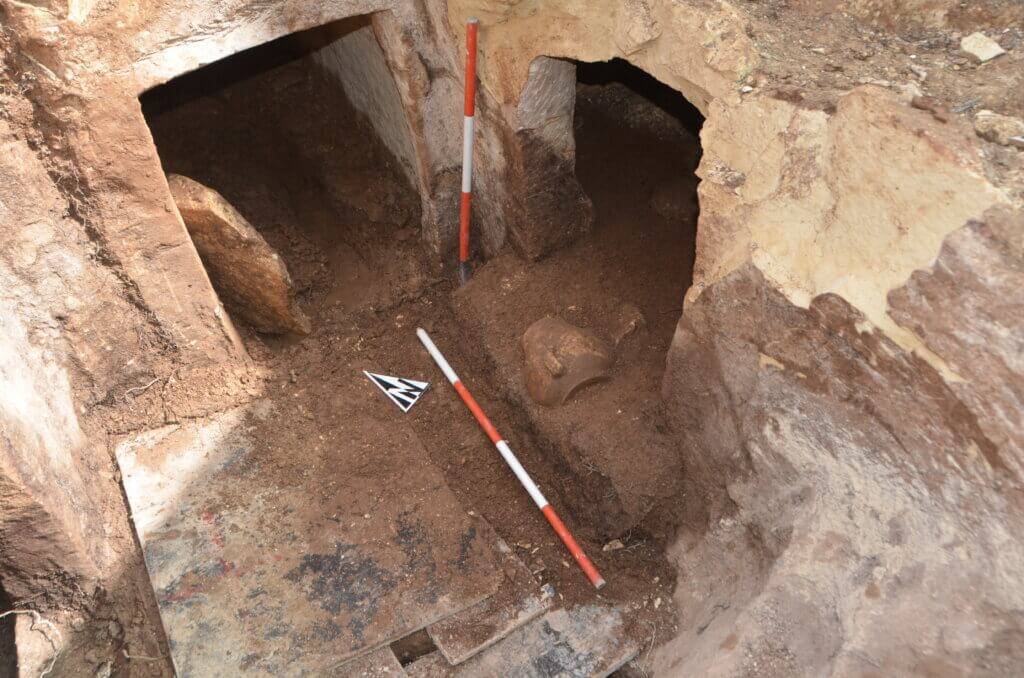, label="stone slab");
[427,537,555,664]
[408,605,637,678]
[116,401,503,676]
